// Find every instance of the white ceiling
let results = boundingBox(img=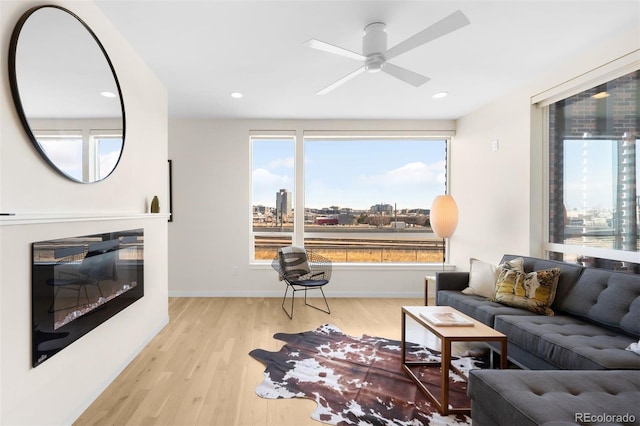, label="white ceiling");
[94,0,639,120]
